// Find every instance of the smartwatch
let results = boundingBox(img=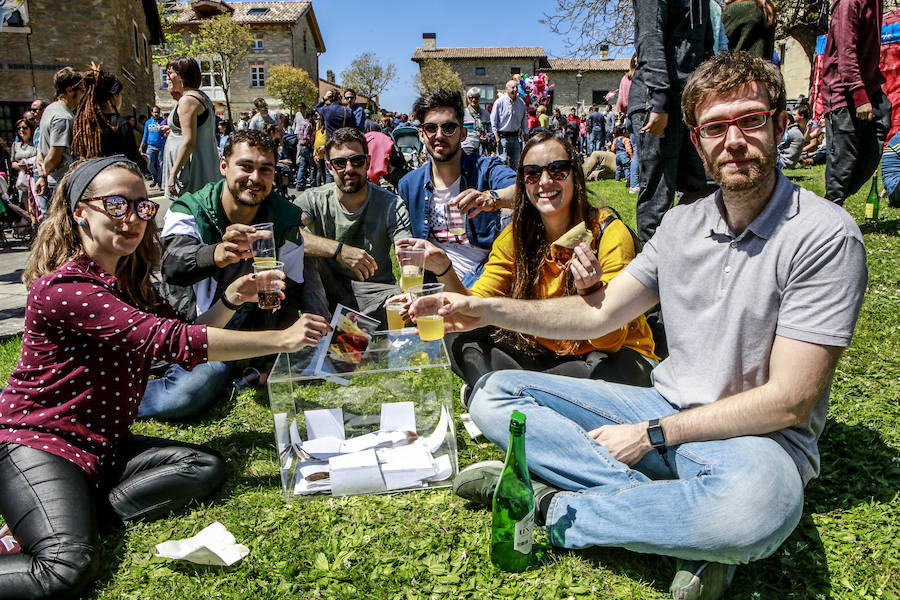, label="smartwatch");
[647,418,667,457]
